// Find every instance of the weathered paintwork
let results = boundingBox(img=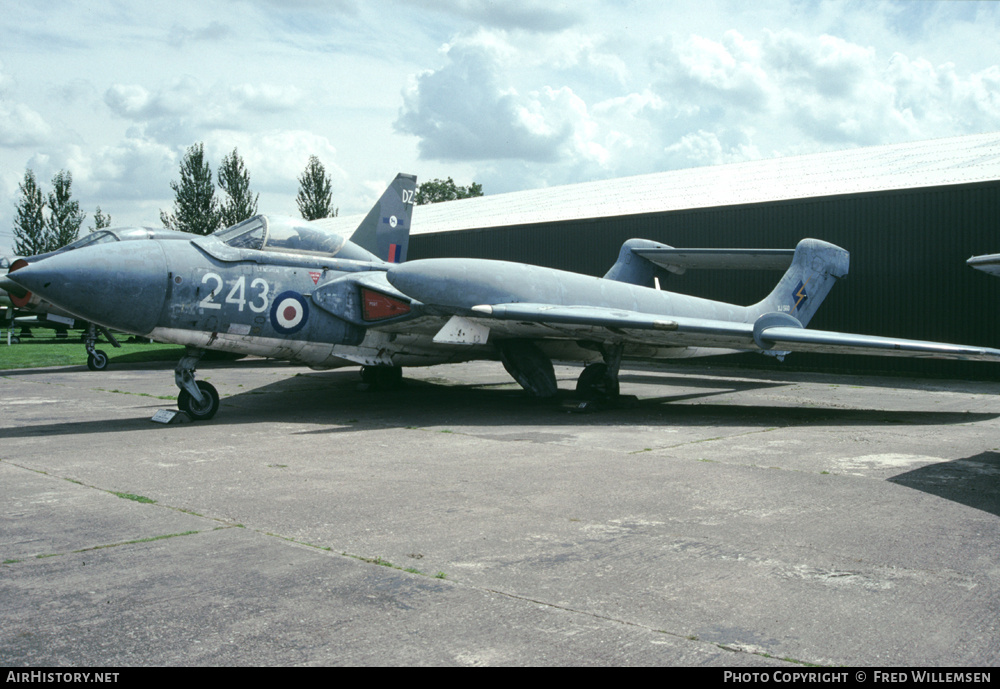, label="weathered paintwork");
[9,190,1000,418]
